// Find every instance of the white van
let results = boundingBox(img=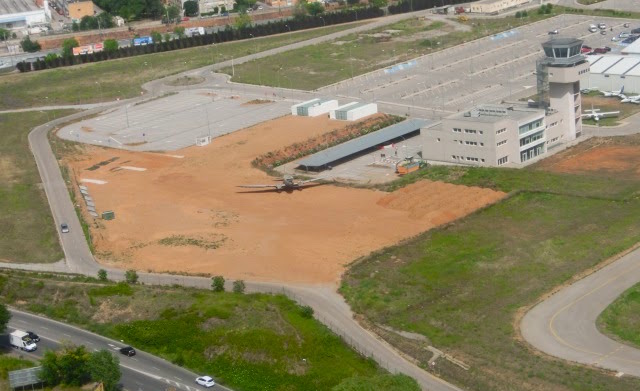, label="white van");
[598,23,607,29]
[589,25,597,33]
